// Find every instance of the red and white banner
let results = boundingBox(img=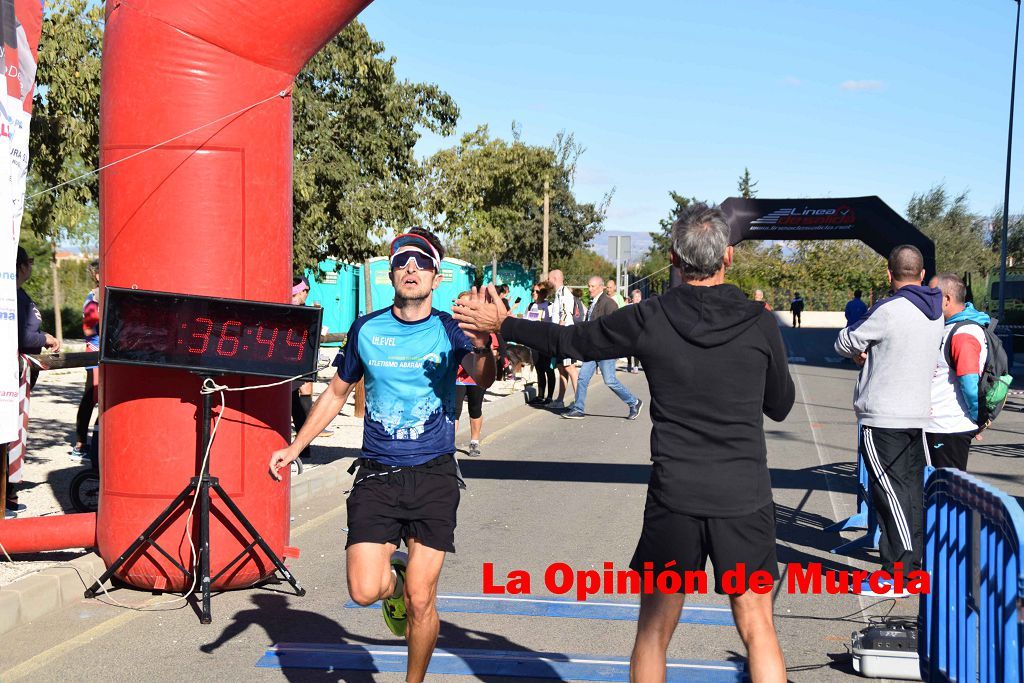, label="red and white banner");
[0,0,42,446]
